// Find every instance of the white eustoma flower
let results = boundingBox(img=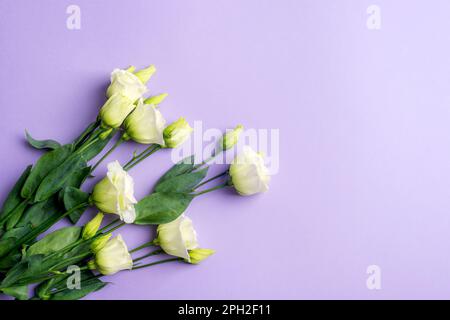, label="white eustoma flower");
[91,161,137,223]
[156,215,199,261]
[229,146,271,196]
[89,234,133,275]
[106,68,148,102]
[123,99,166,145]
[99,93,136,128]
[163,117,193,148]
